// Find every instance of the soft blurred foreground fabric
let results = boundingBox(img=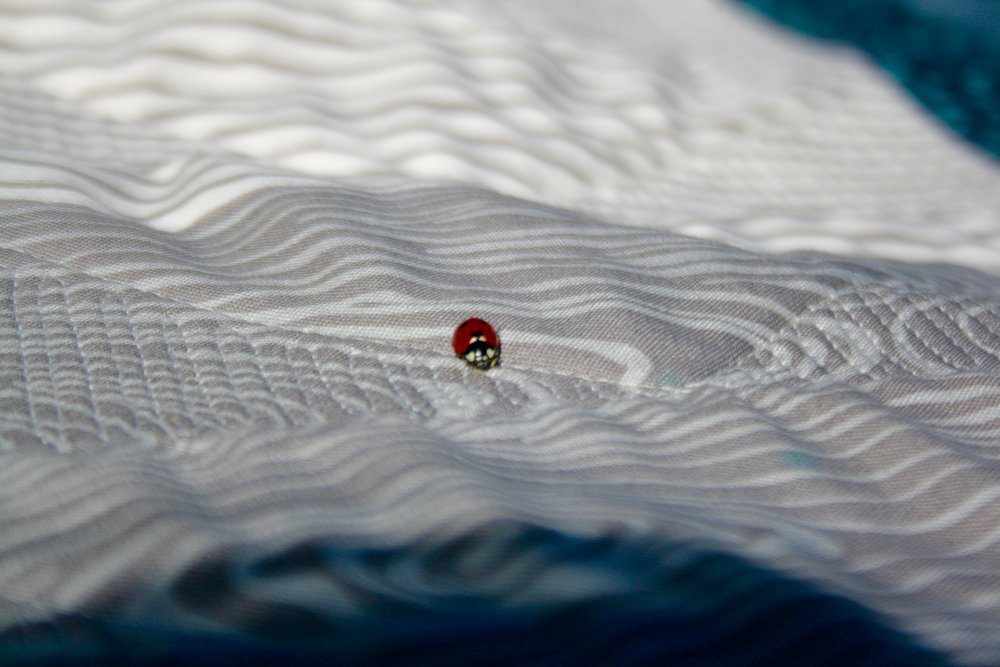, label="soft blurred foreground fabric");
[1,1,1000,665]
